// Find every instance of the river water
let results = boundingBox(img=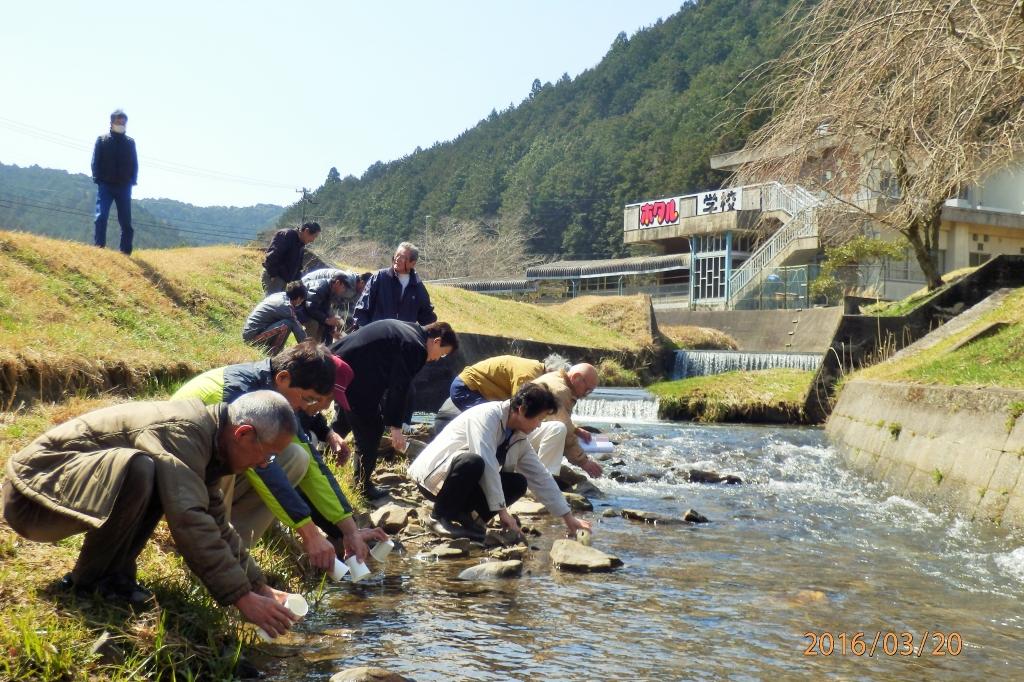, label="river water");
[260,419,1024,681]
